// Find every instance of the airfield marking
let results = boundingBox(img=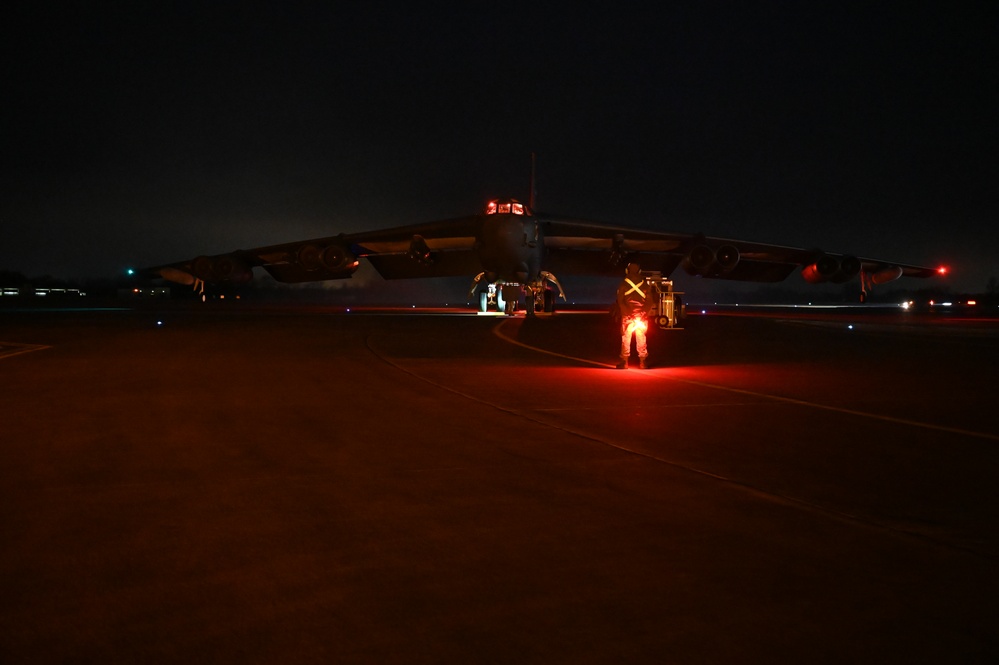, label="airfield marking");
[366,325,995,558]
[490,321,616,369]
[492,319,999,443]
[665,376,999,443]
[0,342,51,360]
[369,327,993,558]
